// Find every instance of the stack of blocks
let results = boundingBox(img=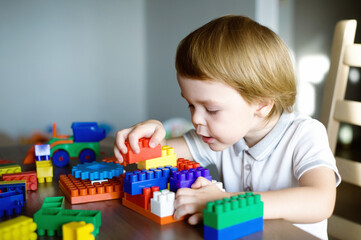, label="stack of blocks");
[59,162,124,204]
[0,180,27,217]
[33,196,100,238]
[203,192,264,240]
[34,144,53,183]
